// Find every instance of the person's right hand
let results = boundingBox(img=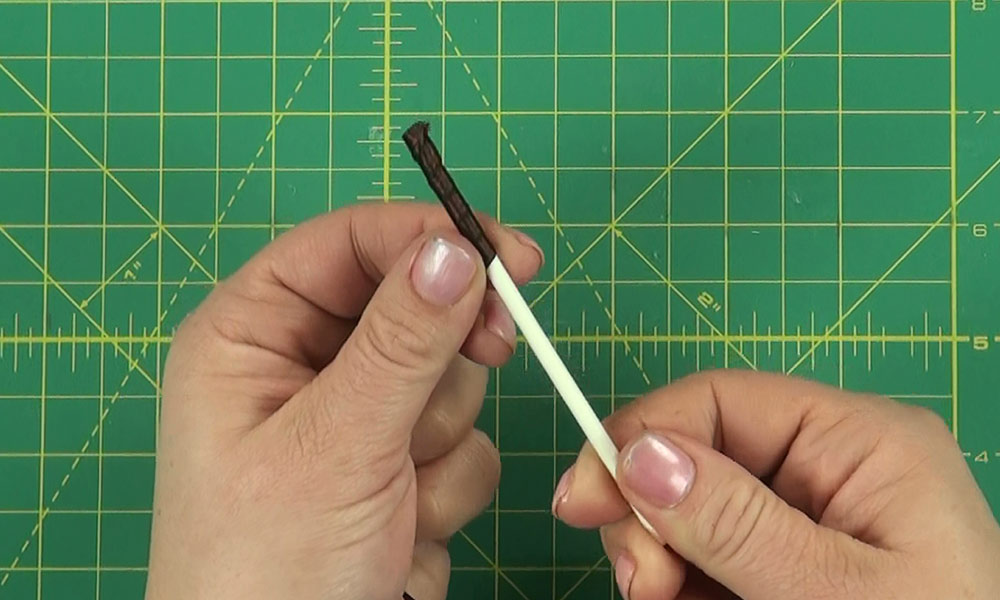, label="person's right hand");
[553,370,1000,600]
